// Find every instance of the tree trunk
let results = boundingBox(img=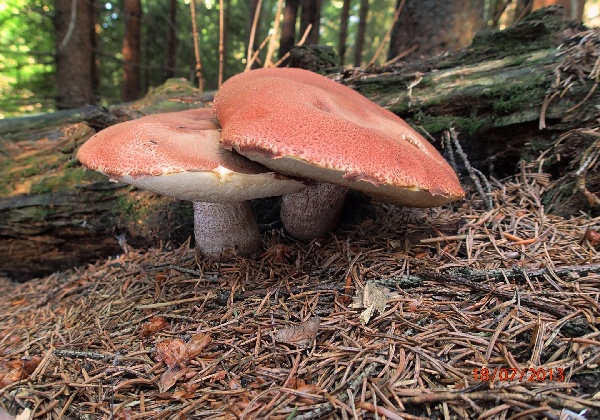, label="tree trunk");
[165,0,178,80]
[533,0,585,20]
[54,0,95,109]
[246,0,262,68]
[388,0,484,62]
[515,0,534,23]
[299,0,320,45]
[338,0,351,66]
[354,0,368,67]
[3,8,597,280]
[121,0,142,101]
[223,0,231,75]
[90,0,99,97]
[218,0,228,86]
[279,0,300,61]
